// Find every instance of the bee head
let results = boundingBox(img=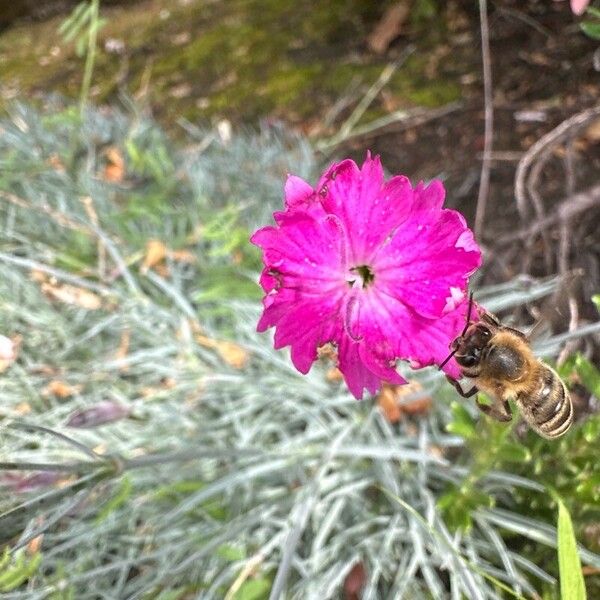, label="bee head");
[452,323,492,368]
